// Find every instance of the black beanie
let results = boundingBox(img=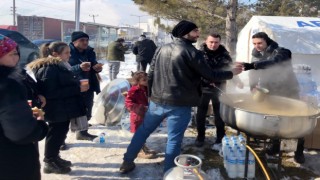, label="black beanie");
[171,20,198,38]
[71,31,89,42]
